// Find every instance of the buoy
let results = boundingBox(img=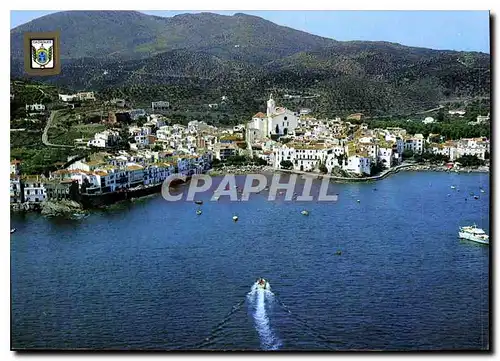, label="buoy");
[301,210,309,216]
[196,209,202,215]
[232,215,238,222]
